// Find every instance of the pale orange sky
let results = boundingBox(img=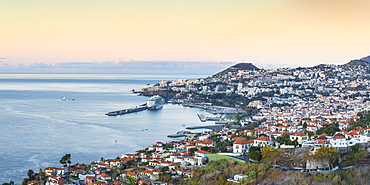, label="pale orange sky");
[0,0,369,67]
